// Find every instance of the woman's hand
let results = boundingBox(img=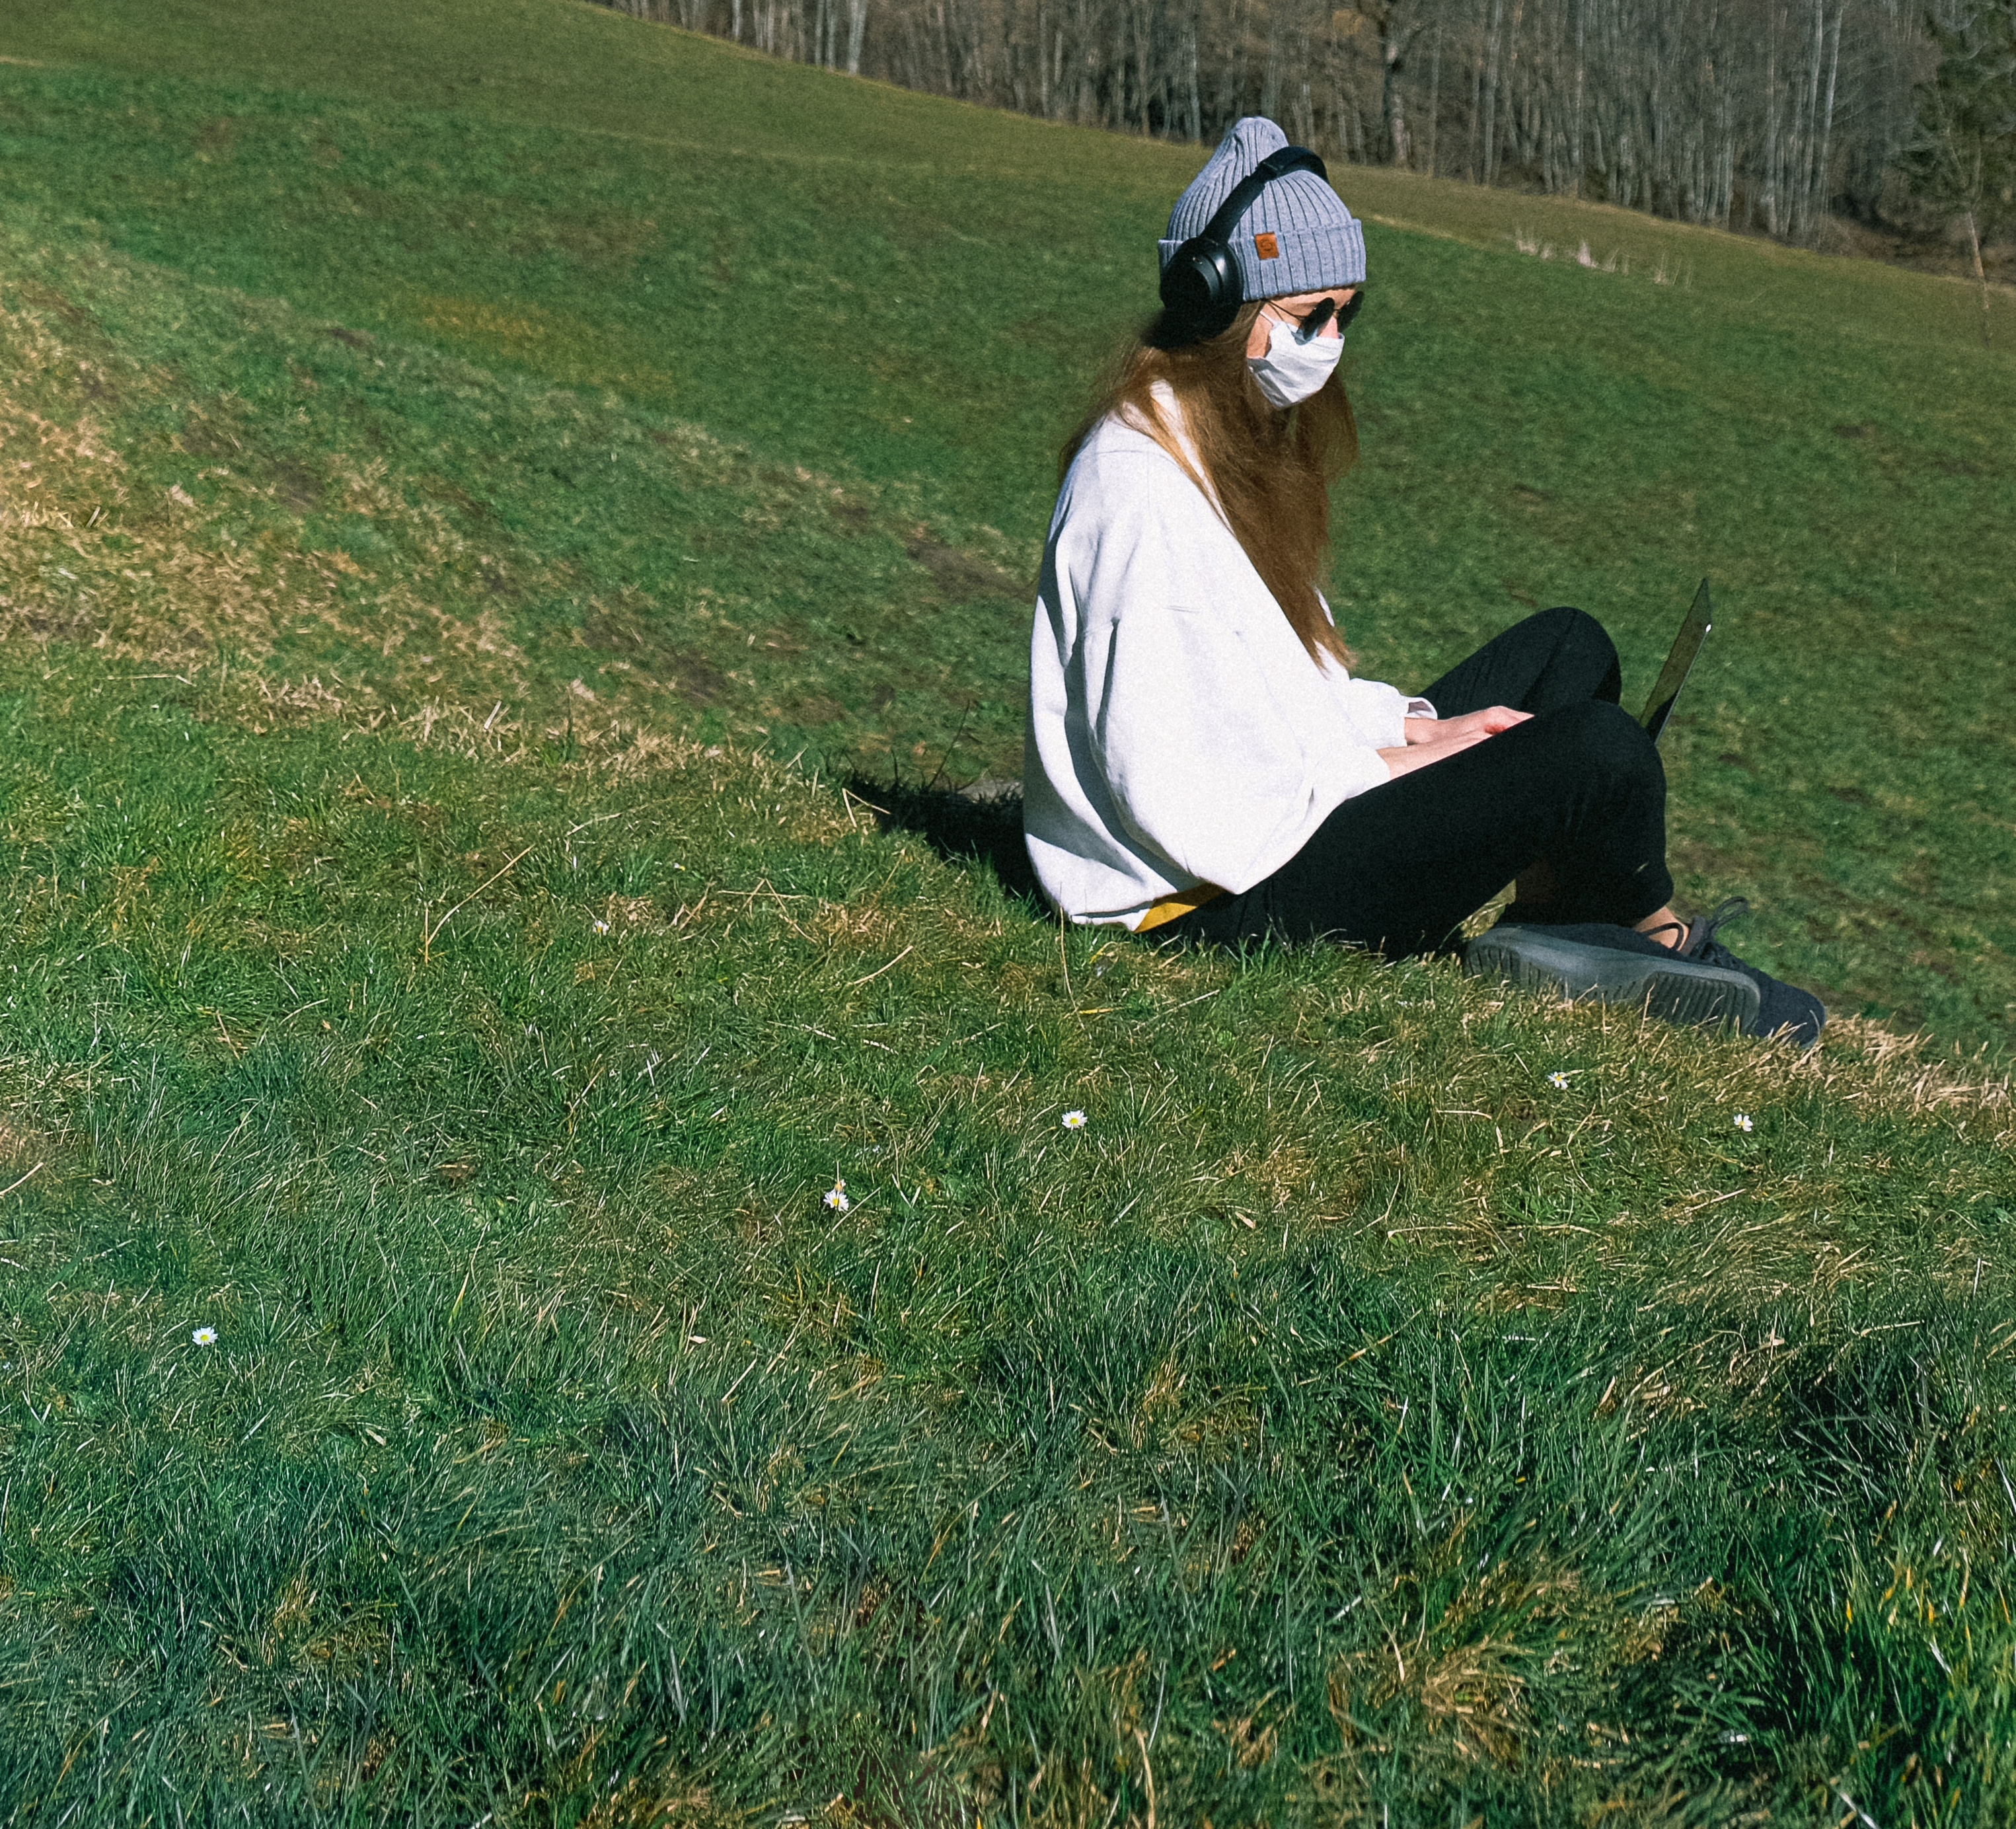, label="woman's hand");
[1382,705,1529,780]
[1403,706,1531,745]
